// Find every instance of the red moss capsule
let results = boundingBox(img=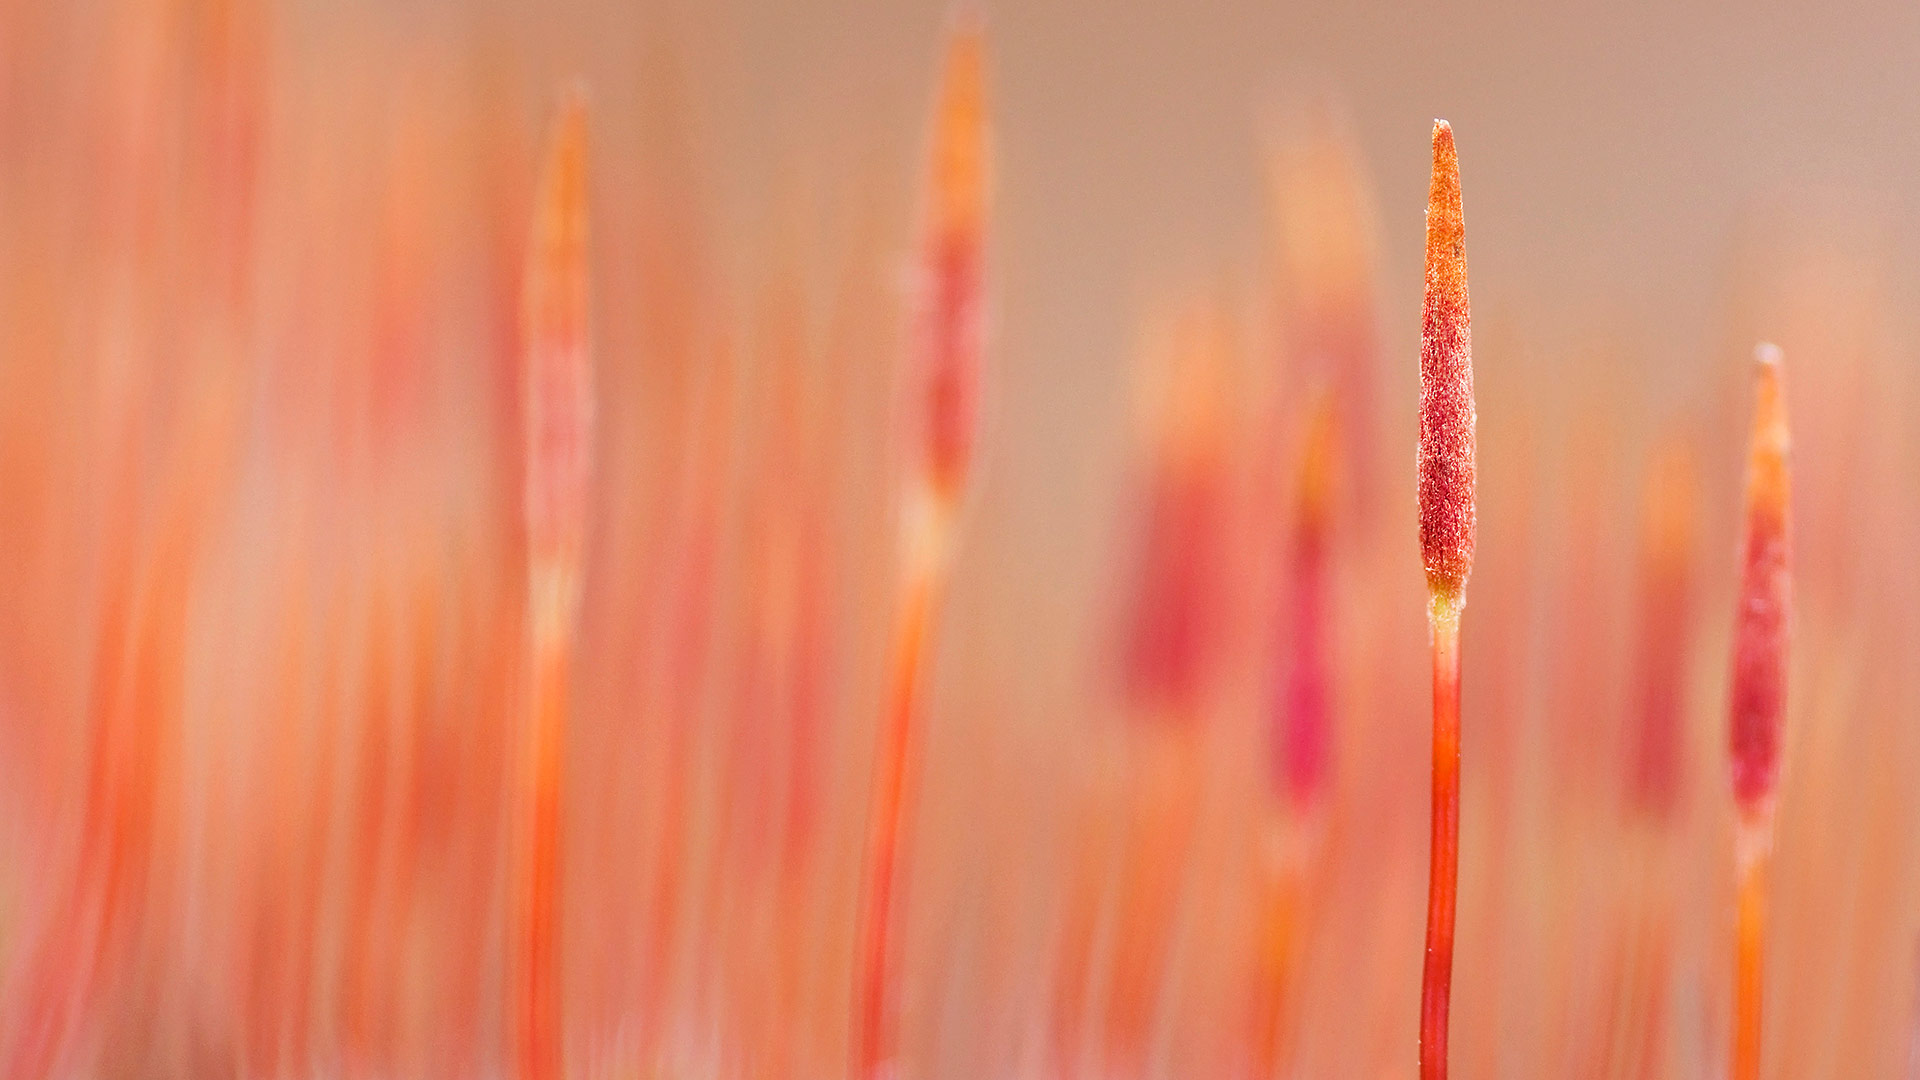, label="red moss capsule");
[1729,344,1791,816]
[917,22,988,504]
[522,87,594,607]
[1418,120,1474,608]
